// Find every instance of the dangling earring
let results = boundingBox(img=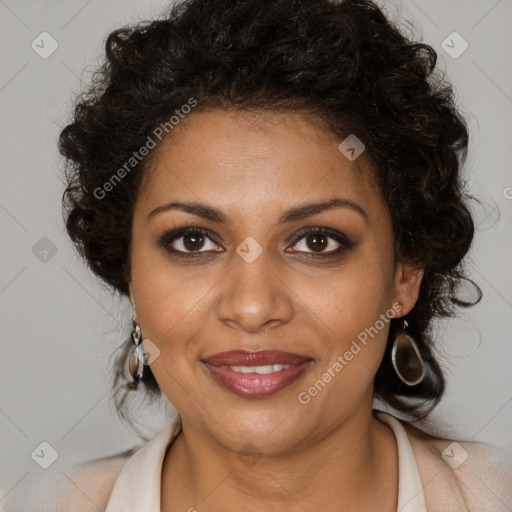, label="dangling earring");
[391,317,426,386]
[127,315,145,389]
